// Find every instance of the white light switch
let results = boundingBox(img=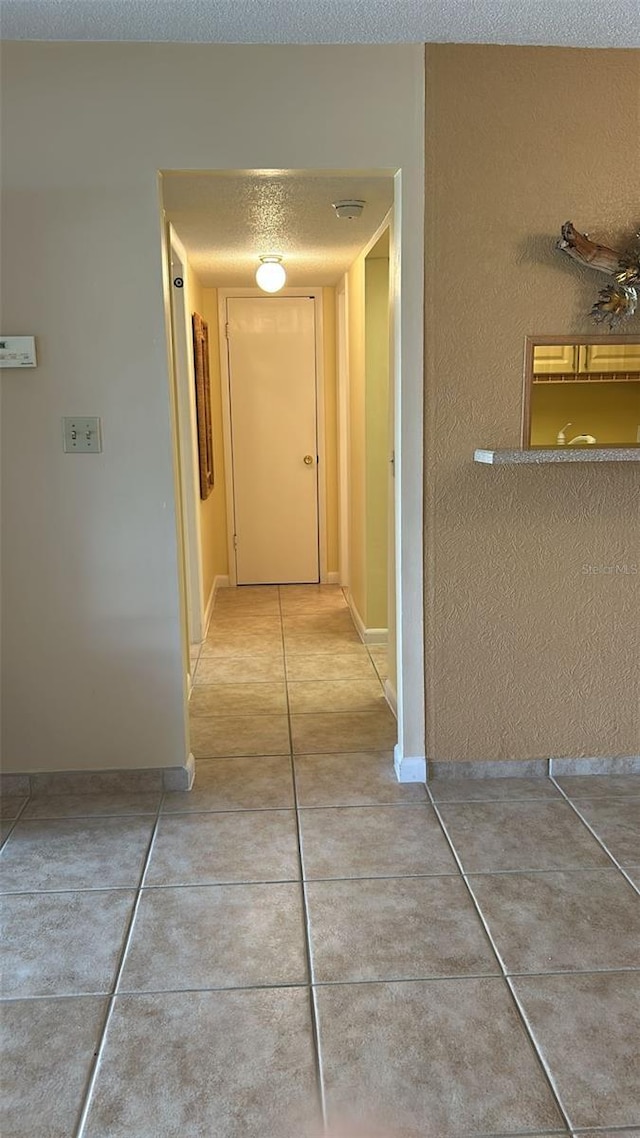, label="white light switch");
[62,417,102,453]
